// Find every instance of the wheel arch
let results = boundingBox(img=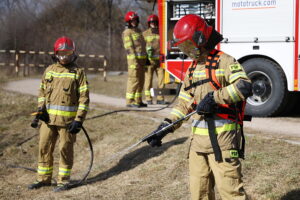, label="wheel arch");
[238,54,281,71]
[238,54,288,87]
